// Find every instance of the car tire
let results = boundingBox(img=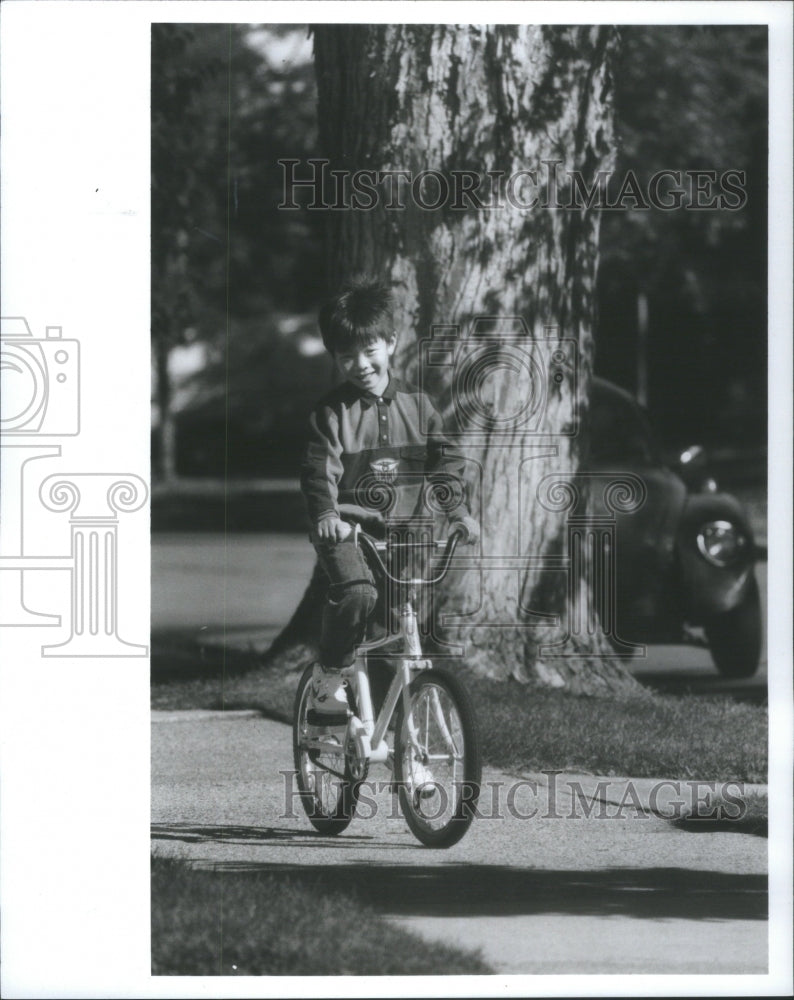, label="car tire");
[704,574,762,679]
